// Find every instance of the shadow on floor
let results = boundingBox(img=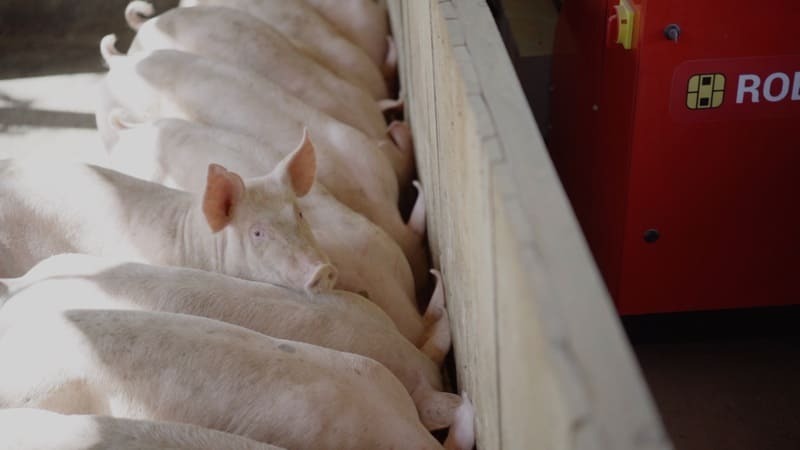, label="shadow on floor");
[626,308,800,450]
